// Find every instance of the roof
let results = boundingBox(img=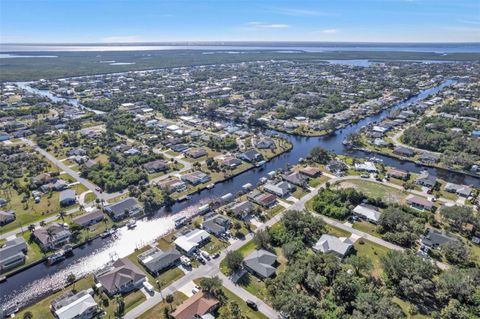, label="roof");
[244,249,277,278]
[353,204,381,222]
[96,258,145,294]
[52,291,98,319]
[422,229,458,248]
[406,195,433,209]
[105,197,140,217]
[174,229,210,252]
[72,209,104,227]
[59,189,76,202]
[313,234,353,257]
[138,247,181,273]
[0,237,27,263]
[171,291,219,319]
